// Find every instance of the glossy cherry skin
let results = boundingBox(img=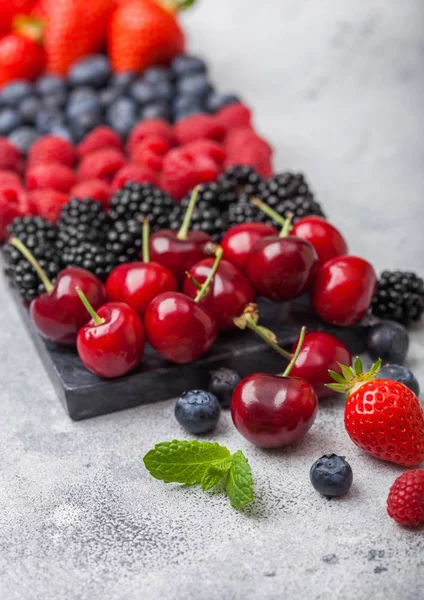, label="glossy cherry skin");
[289,332,352,398]
[245,235,318,302]
[221,223,278,274]
[144,292,217,364]
[183,258,255,331]
[291,216,348,266]
[30,267,107,346]
[77,302,145,379]
[312,255,377,326]
[105,262,177,318]
[231,373,318,448]
[149,229,212,283]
